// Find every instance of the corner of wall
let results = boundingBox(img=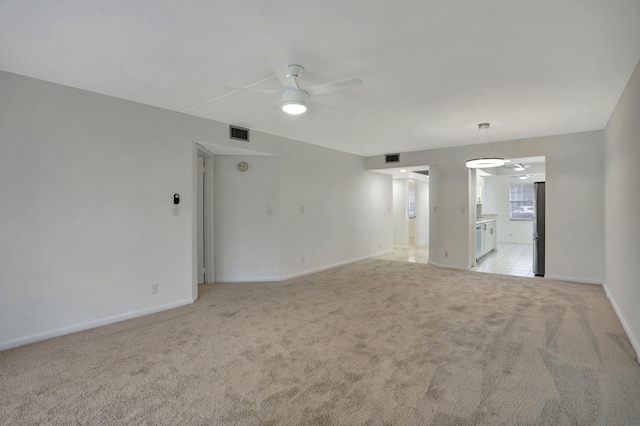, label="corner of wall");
[603,282,640,364]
